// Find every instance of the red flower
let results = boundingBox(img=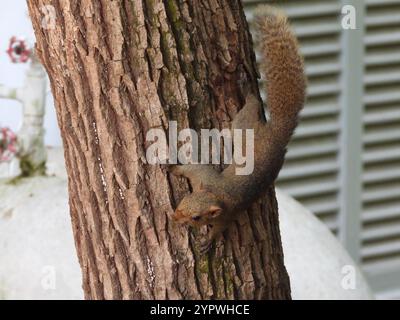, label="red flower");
[0,127,18,162]
[6,36,31,63]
